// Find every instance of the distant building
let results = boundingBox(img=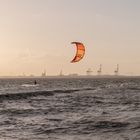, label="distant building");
[29,74,35,77]
[68,73,78,77]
